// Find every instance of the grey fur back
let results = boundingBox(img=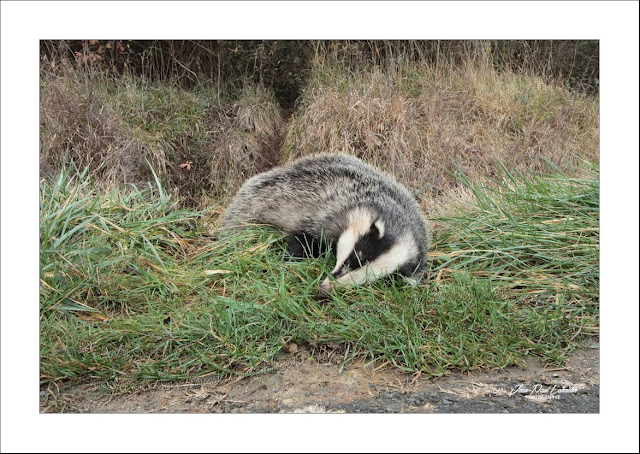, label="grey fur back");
[222,153,430,272]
